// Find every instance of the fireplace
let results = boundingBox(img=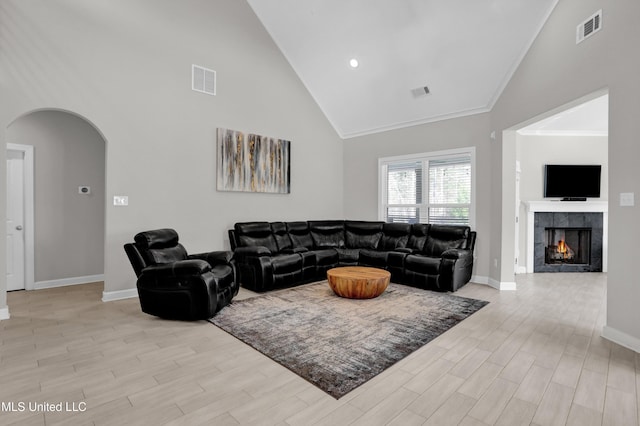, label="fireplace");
[544,228,591,265]
[533,212,603,272]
